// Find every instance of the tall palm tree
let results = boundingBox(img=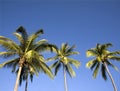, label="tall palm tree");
[86,43,120,91]
[47,43,80,91]
[0,26,54,91]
